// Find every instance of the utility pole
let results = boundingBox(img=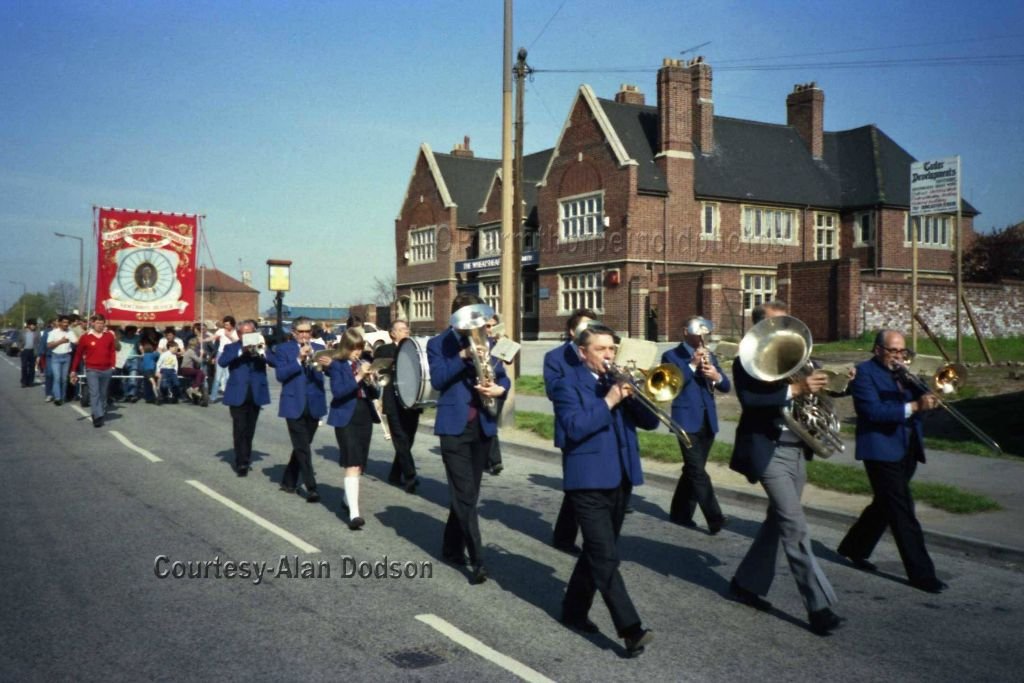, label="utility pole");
[54,232,84,314]
[499,0,516,428]
[511,46,531,380]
